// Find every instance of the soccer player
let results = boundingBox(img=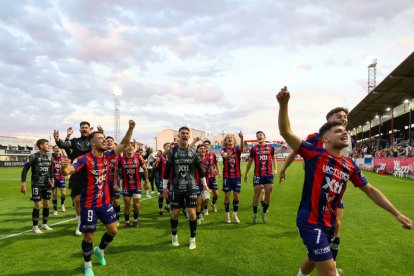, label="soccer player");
[51,145,67,216]
[195,144,214,224]
[62,120,135,276]
[54,122,94,235]
[279,107,350,263]
[220,132,244,223]
[116,142,149,228]
[276,87,412,276]
[153,143,171,216]
[203,140,220,213]
[105,136,121,223]
[244,131,277,224]
[162,126,209,249]
[20,139,54,233]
